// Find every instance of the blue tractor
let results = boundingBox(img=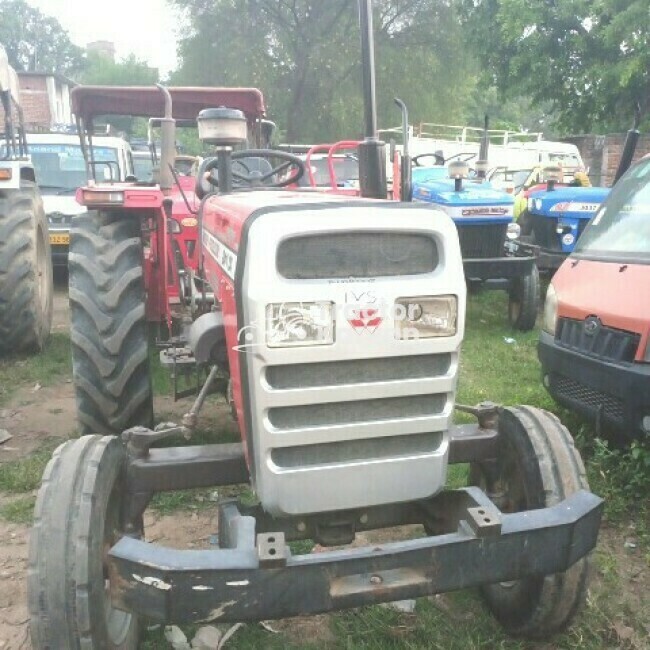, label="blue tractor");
[519,183,610,271]
[411,157,539,331]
